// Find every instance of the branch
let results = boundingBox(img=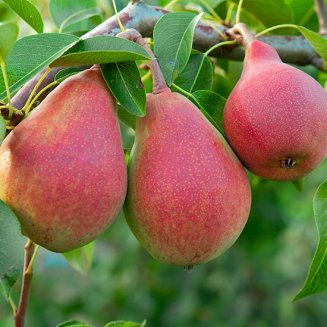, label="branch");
[314,0,327,34]
[14,240,35,327]
[10,0,323,113]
